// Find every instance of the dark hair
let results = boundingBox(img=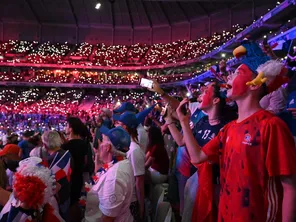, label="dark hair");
[66,117,86,137]
[212,83,226,115]
[147,126,165,149]
[6,134,18,145]
[144,117,153,127]
[126,126,138,143]
[28,135,42,147]
[259,83,268,99]
[212,82,238,122]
